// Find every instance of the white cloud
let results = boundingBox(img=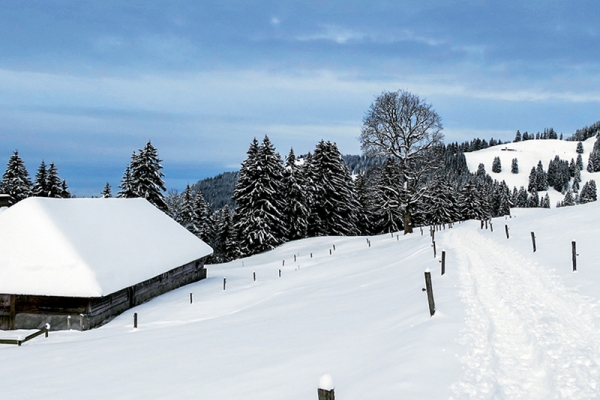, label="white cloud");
[296,24,367,44]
